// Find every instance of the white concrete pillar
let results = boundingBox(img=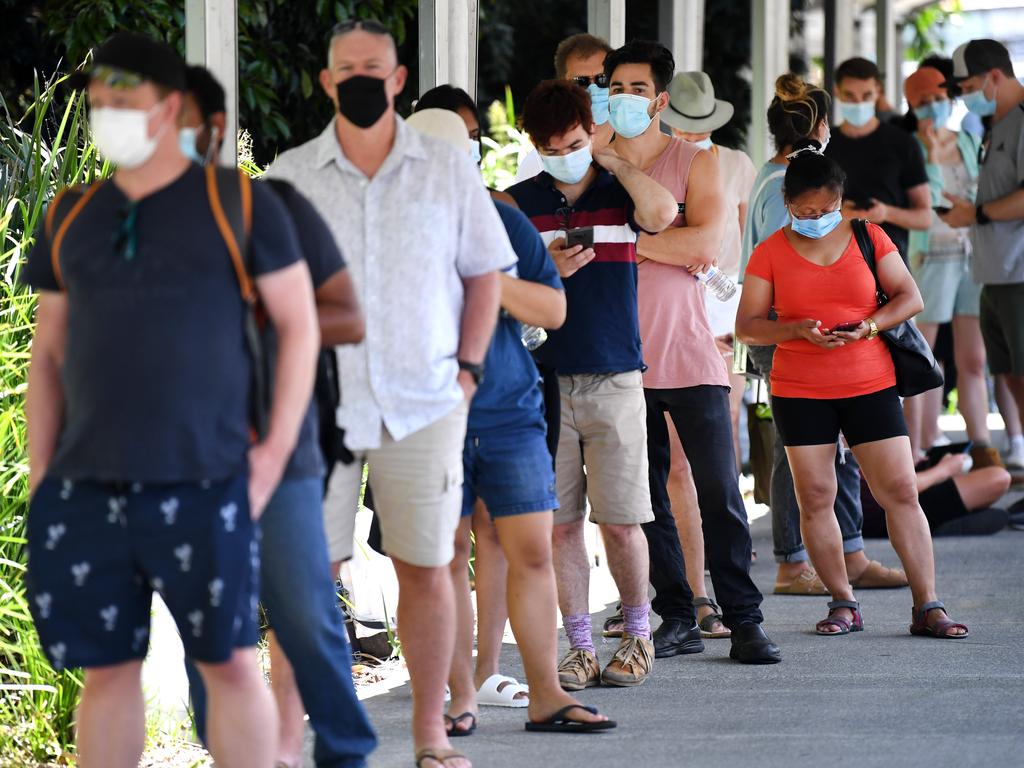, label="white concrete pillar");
[588,0,626,48]
[185,0,239,165]
[419,0,480,99]
[824,0,857,96]
[749,0,789,168]
[876,0,900,108]
[659,0,705,72]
